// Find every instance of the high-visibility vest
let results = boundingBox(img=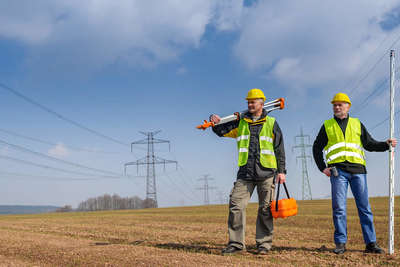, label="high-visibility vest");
[323,117,366,166]
[237,116,277,168]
